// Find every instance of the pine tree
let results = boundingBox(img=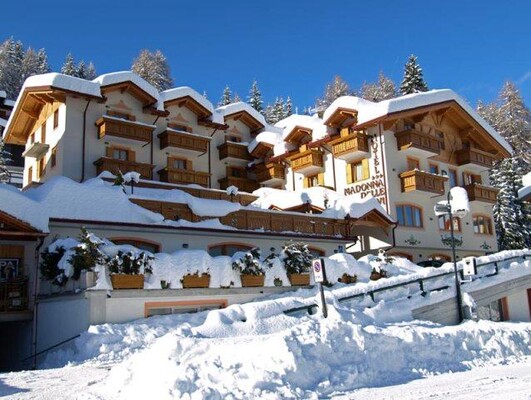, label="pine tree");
[218,85,232,107]
[0,38,25,98]
[76,60,86,79]
[85,62,97,80]
[265,97,286,124]
[285,96,293,117]
[61,53,77,76]
[314,75,350,116]
[21,48,40,82]
[359,71,397,102]
[400,55,428,95]
[248,80,263,114]
[0,138,11,183]
[36,48,50,74]
[233,92,242,102]
[131,49,173,91]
